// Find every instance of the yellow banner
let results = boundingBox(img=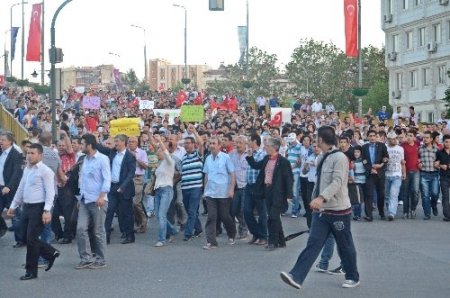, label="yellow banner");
[110,117,140,137]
